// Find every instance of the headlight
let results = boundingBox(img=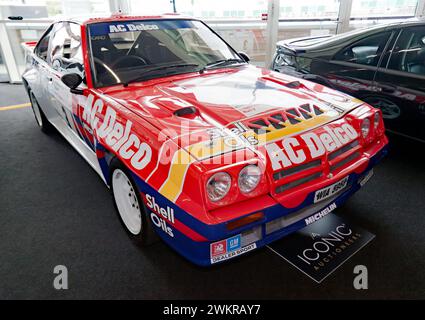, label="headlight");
[238,165,261,194]
[207,172,231,202]
[361,118,371,138]
[273,52,296,69]
[373,112,380,130]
